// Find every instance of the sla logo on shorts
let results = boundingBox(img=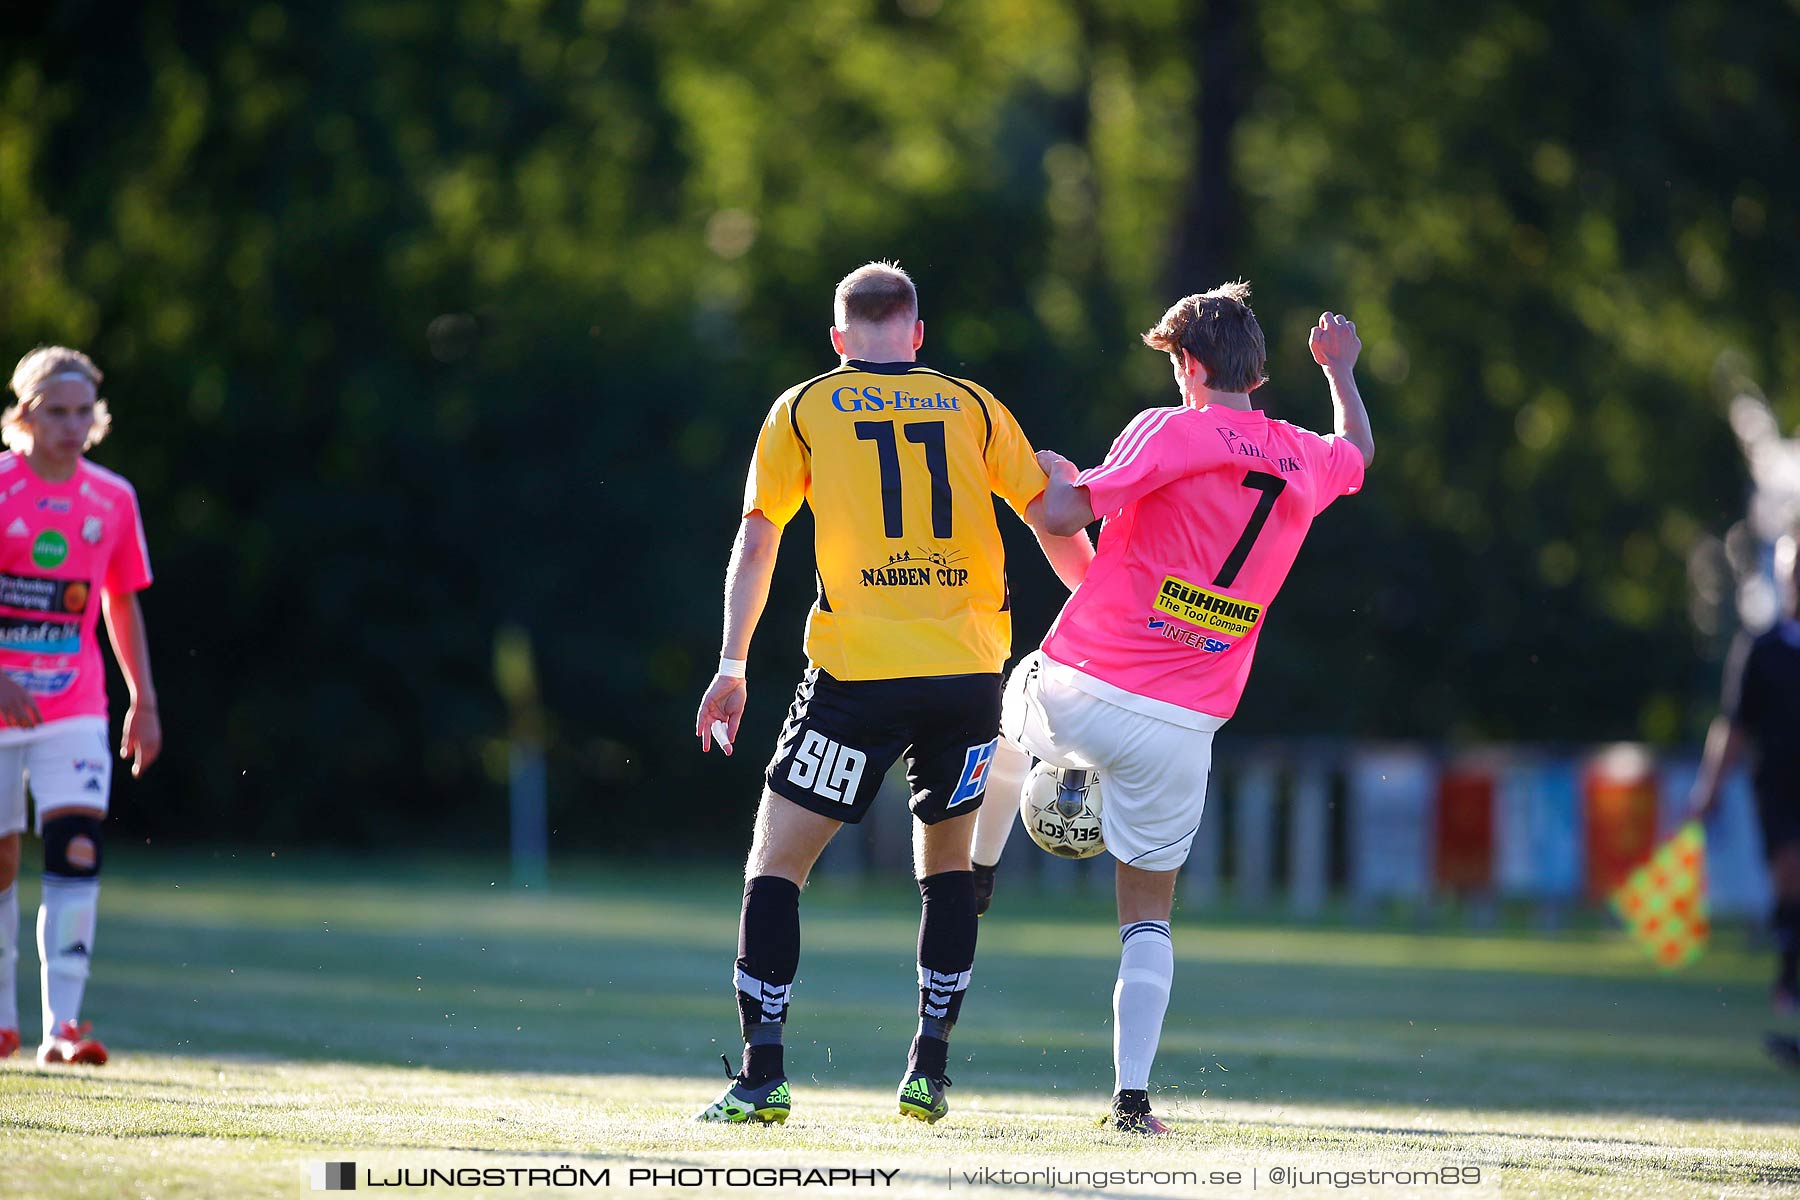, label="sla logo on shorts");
[946,738,998,808]
[1153,575,1263,638]
[787,731,868,804]
[31,530,69,569]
